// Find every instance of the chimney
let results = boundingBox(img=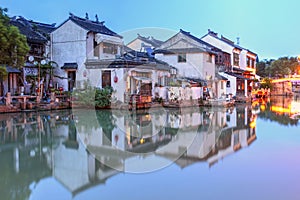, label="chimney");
[237,37,240,45]
[85,13,89,20]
